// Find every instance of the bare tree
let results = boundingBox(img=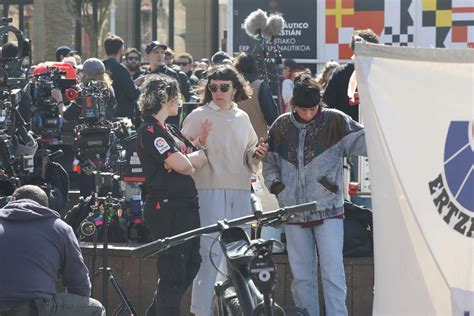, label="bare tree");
[32,0,74,63]
[66,0,111,58]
